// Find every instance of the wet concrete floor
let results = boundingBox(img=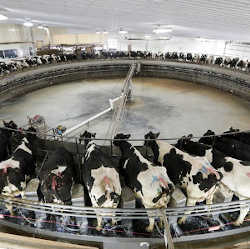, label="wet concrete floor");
[0,77,250,143]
